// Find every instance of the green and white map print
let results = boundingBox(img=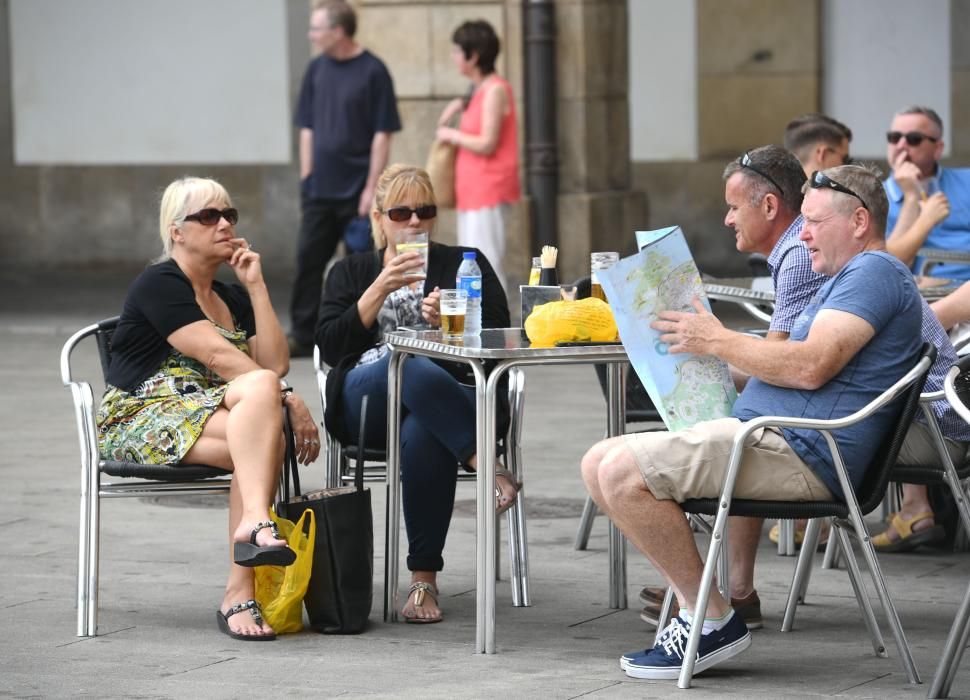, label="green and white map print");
[599,226,737,432]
